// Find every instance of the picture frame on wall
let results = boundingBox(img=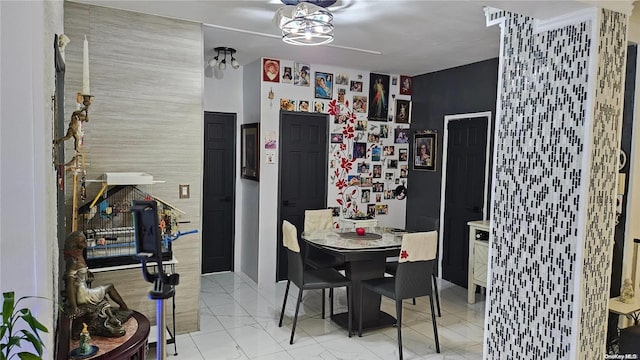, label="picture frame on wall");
[400,75,412,95]
[395,99,411,124]
[368,73,390,121]
[263,58,280,83]
[241,123,260,181]
[315,72,333,99]
[413,130,437,171]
